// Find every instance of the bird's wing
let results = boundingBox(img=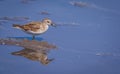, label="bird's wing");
[22,22,41,31]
